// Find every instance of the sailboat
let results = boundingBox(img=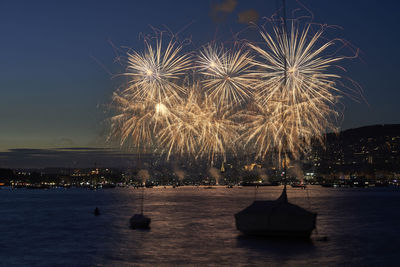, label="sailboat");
[130,213,151,229]
[130,182,151,229]
[234,185,316,238]
[235,0,318,238]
